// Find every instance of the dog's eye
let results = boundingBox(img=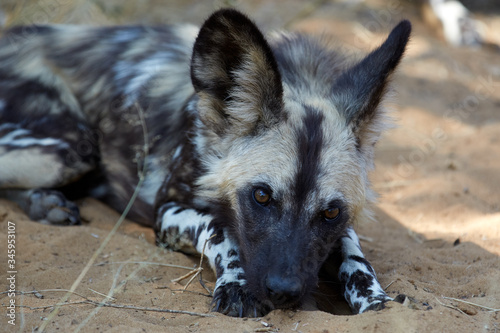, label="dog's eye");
[253,188,271,205]
[323,207,340,221]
